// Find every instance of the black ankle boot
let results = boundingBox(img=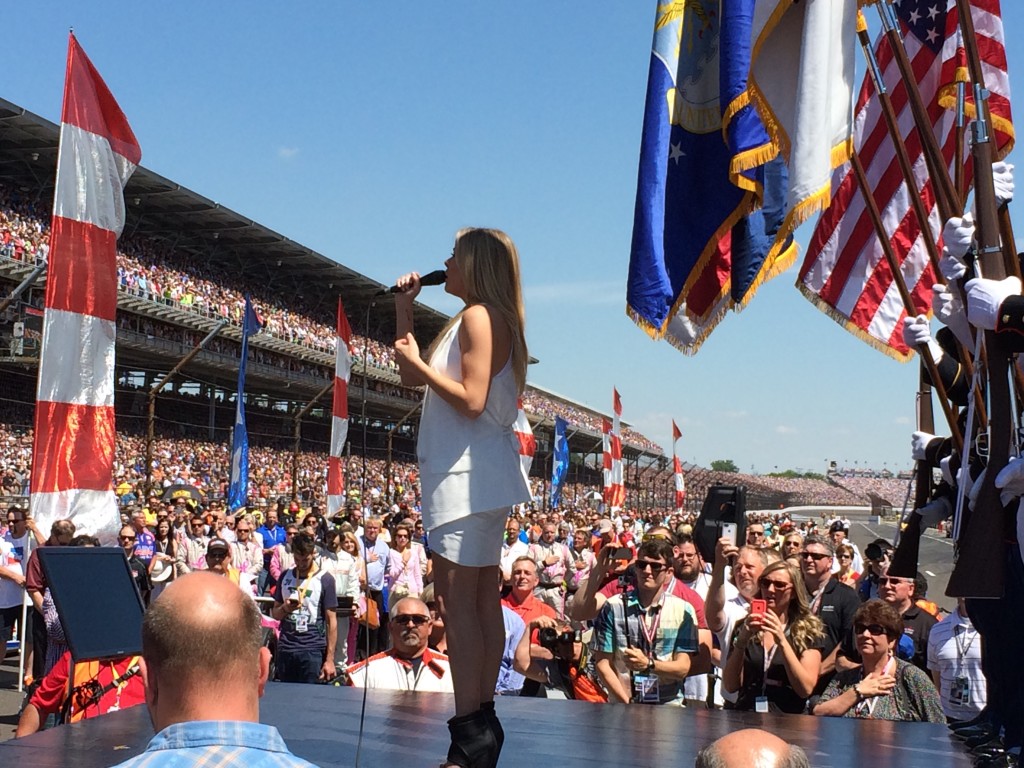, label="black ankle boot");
[445,709,498,768]
[480,701,504,768]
